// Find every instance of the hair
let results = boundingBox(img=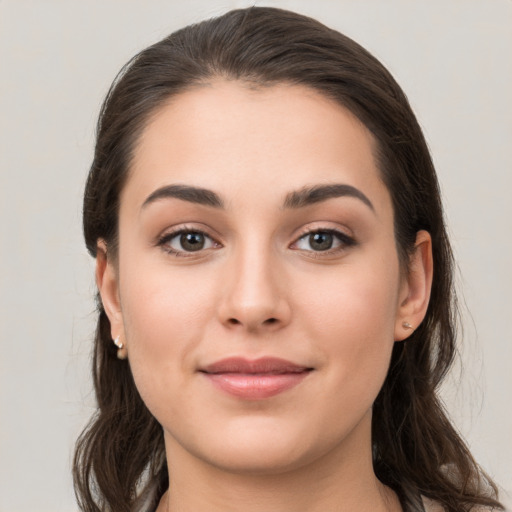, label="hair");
[74,7,504,512]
